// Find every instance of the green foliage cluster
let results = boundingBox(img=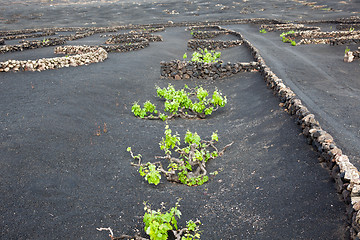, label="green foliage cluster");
[159,126,219,186]
[131,84,227,120]
[190,30,203,36]
[280,31,296,46]
[183,48,221,64]
[139,162,162,185]
[143,201,201,240]
[280,30,295,38]
[128,125,232,186]
[345,46,350,54]
[320,7,331,11]
[259,29,267,34]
